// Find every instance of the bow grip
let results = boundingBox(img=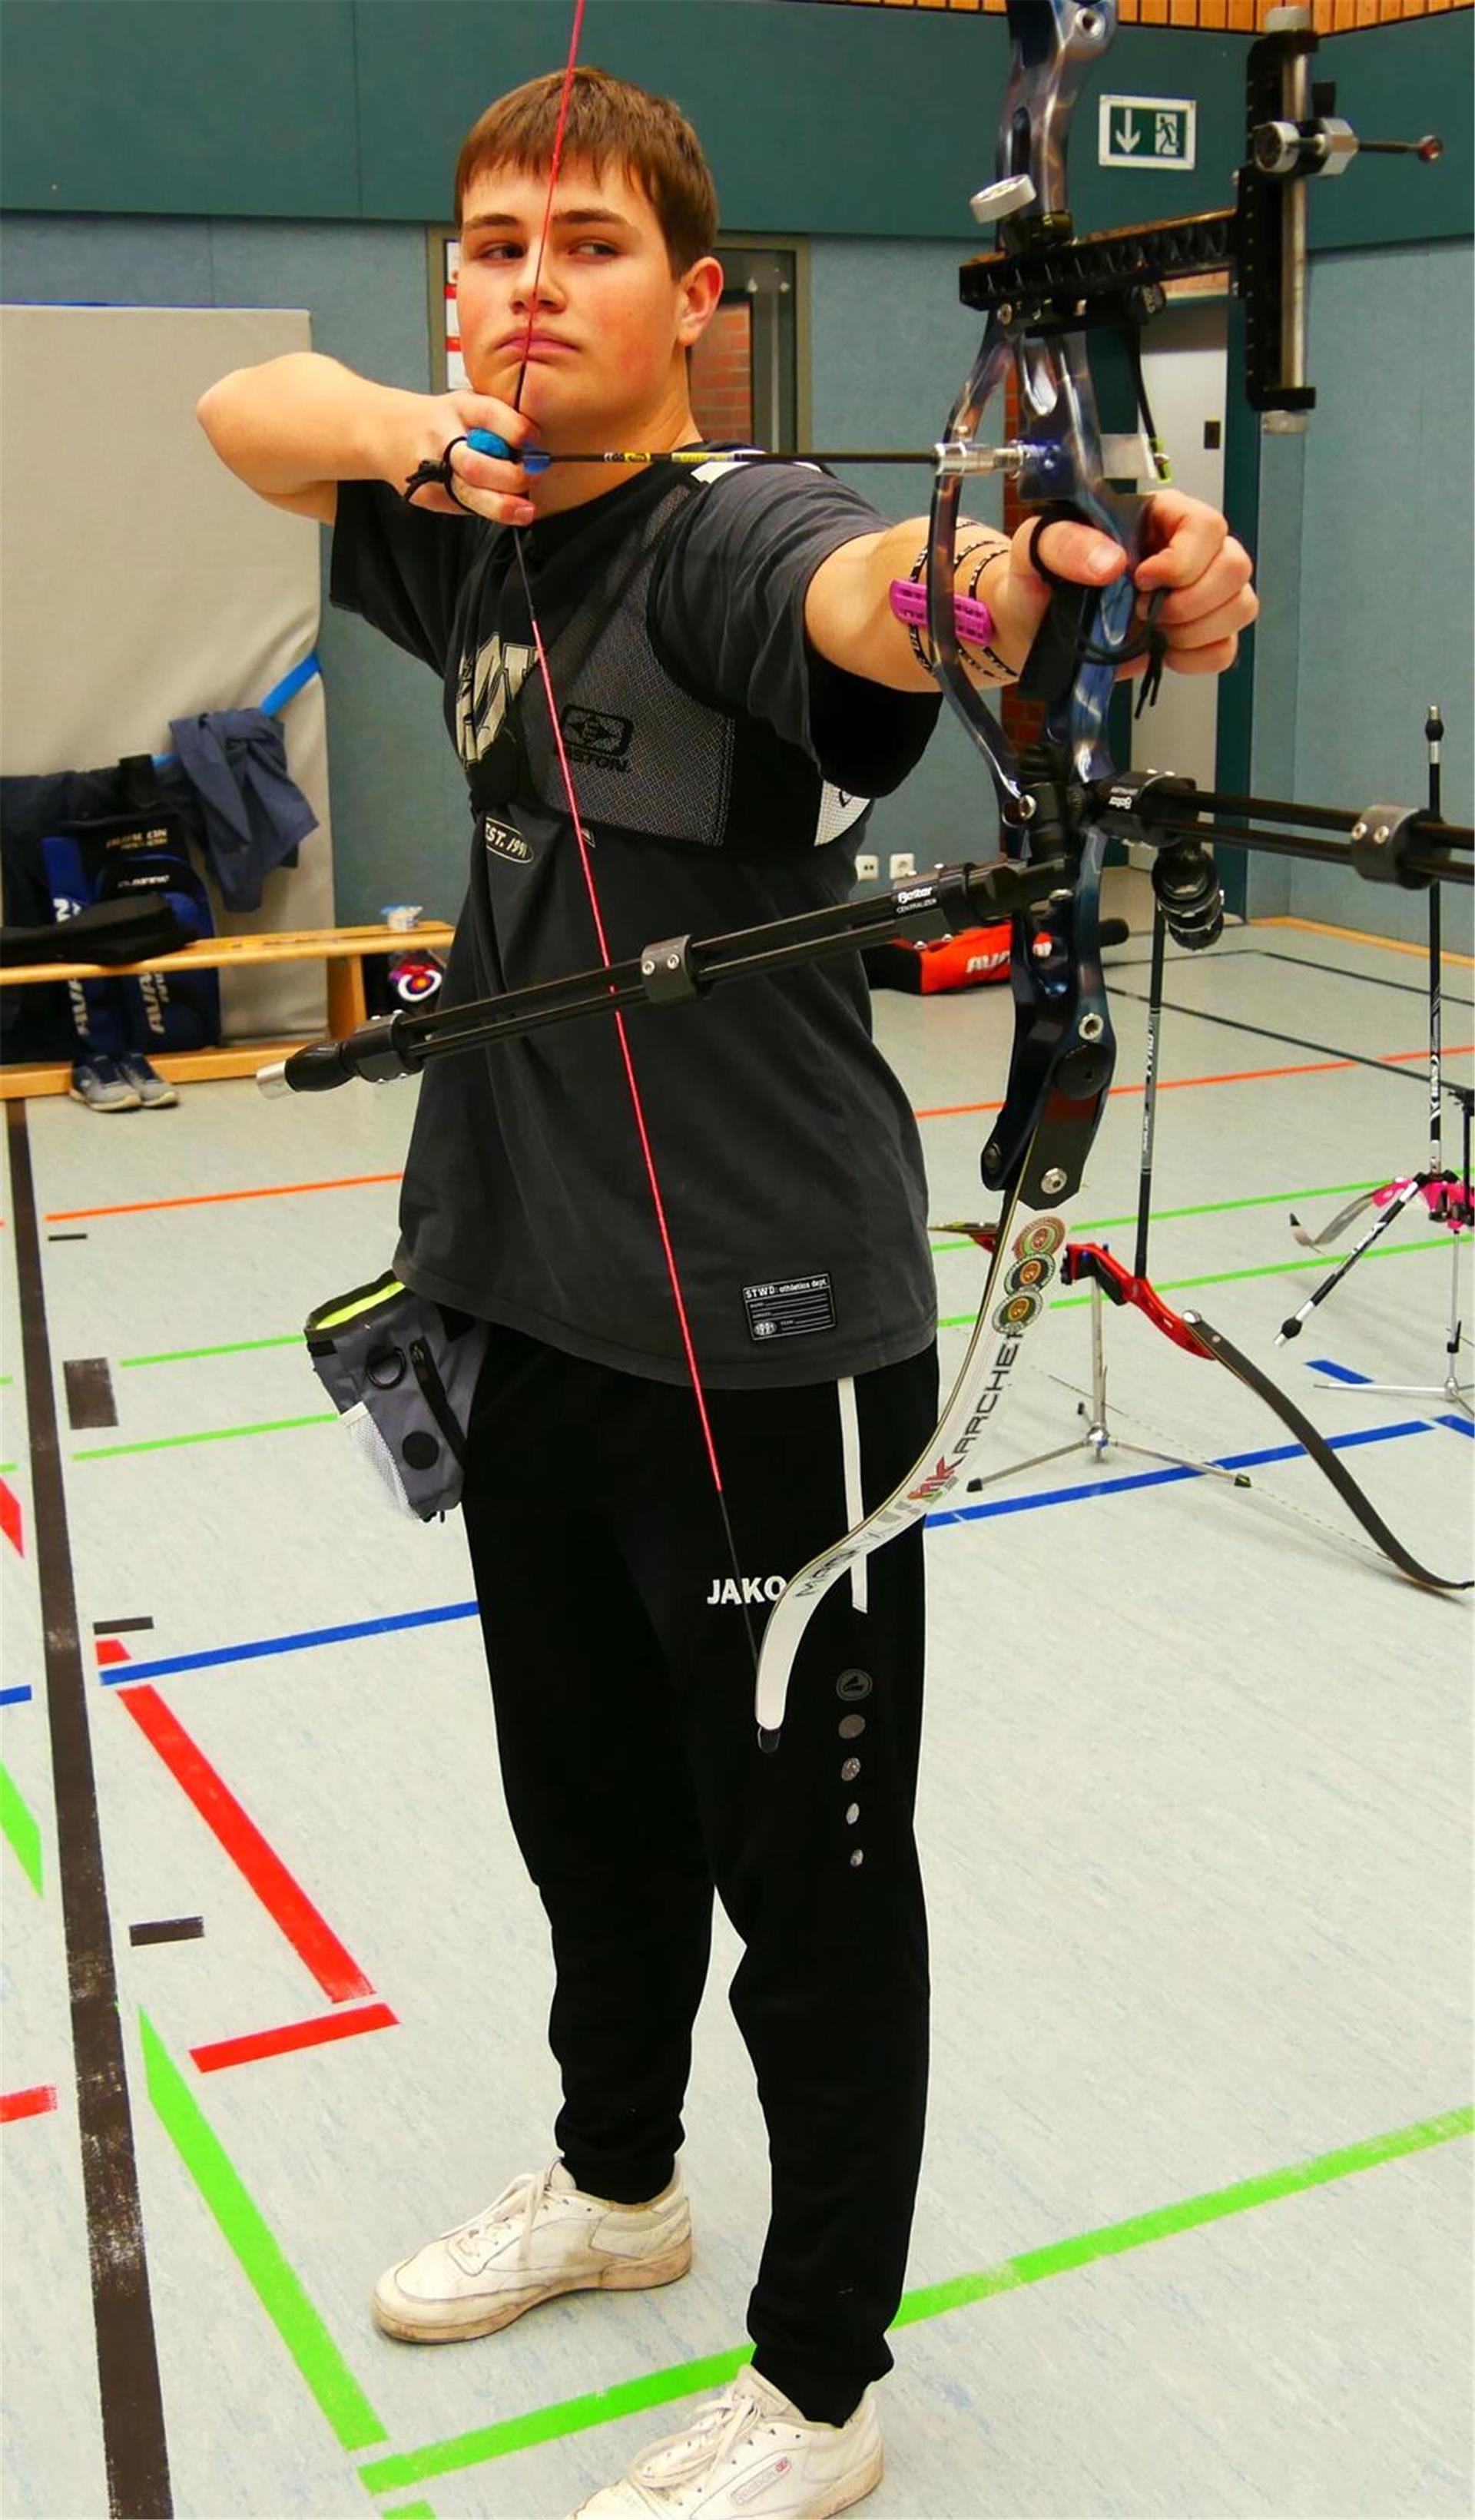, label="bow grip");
[1016,502,1098,708]
[1016,499,1167,716]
